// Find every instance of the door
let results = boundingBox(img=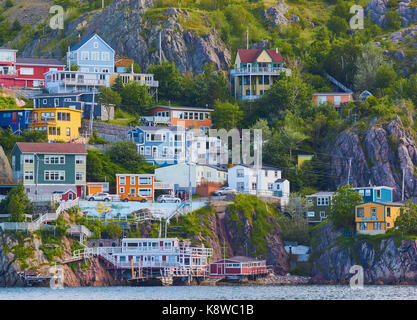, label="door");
[217,264,222,275]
